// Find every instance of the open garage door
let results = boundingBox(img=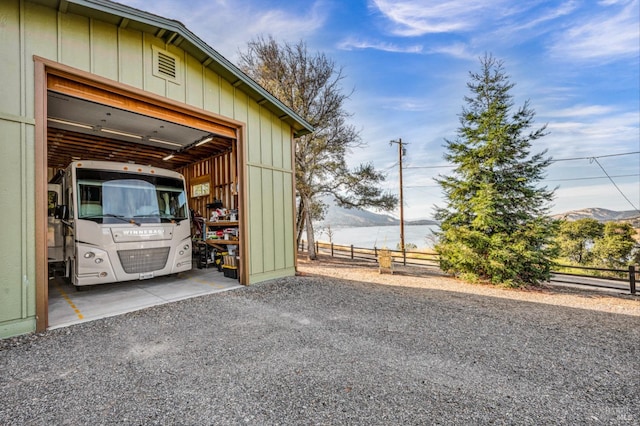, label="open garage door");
[35,60,247,331]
